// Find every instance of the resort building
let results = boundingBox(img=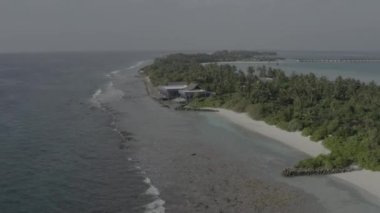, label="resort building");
[178,83,210,101]
[159,82,212,101]
[158,83,188,99]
